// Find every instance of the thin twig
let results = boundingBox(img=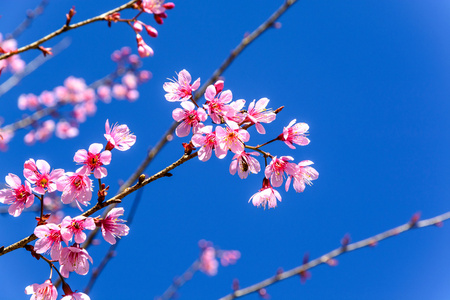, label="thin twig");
[0,0,138,61]
[218,212,450,300]
[157,260,201,300]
